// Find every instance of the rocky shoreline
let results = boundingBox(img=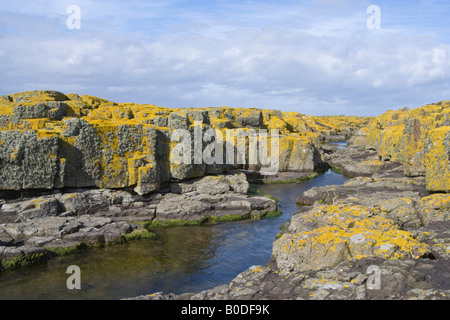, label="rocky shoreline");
[0,91,448,300]
[1,90,366,272]
[128,144,450,300]
[0,172,278,271]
